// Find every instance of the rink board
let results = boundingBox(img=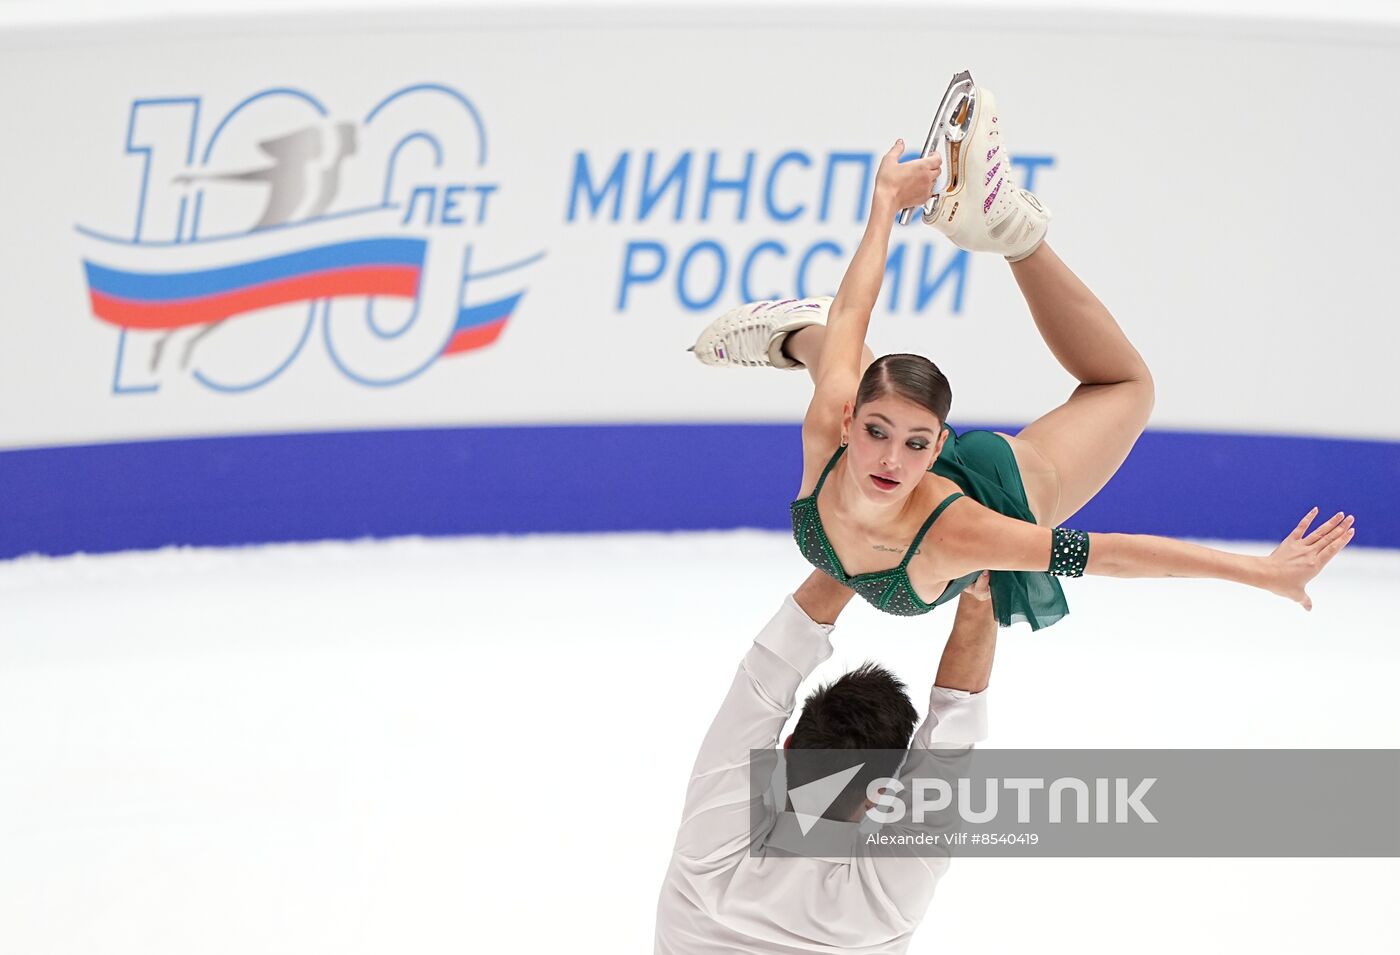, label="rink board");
[2,423,1395,557]
[1,4,1397,553]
